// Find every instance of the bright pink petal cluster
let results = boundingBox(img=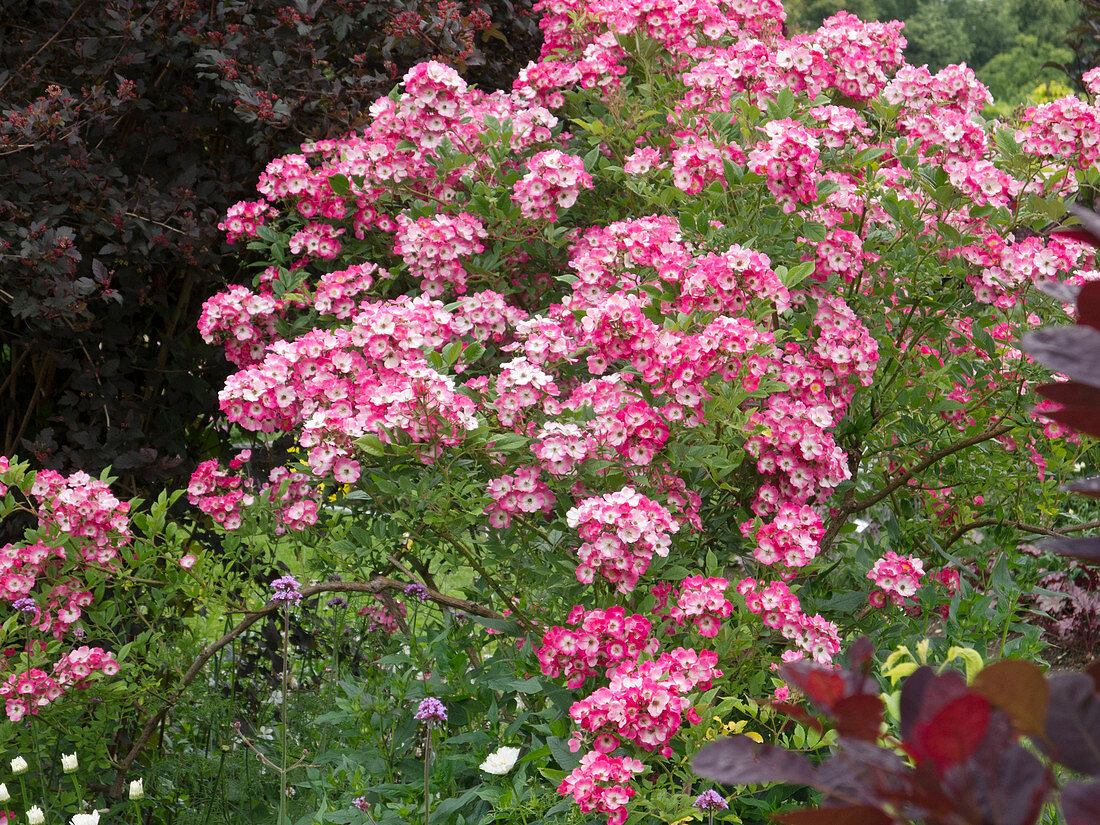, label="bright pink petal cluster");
[219,198,271,243]
[188,458,251,530]
[537,605,656,688]
[740,577,841,663]
[2,646,118,722]
[486,466,556,529]
[393,212,487,296]
[674,576,734,637]
[30,470,131,564]
[747,118,820,213]
[512,149,593,221]
[557,751,645,825]
[567,487,679,593]
[867,551,925,608]
[567,648,720,756]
